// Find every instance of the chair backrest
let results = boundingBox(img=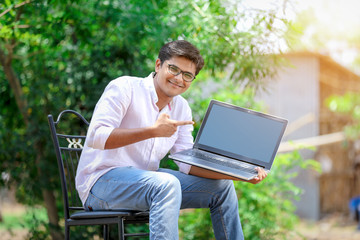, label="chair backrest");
[48,110,89,220]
